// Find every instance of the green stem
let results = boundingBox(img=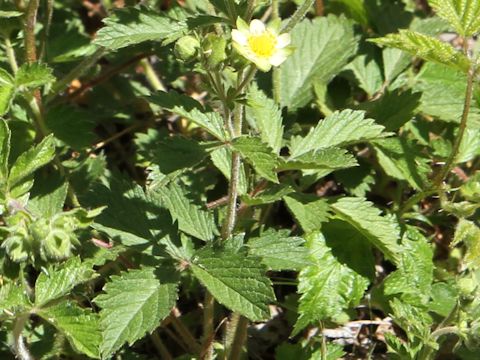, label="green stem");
[201,291,215,359]
[4,38,19,73]
[245,0,255,21]
[13,314,32,360]
[232,65,256,99]
[281,0,315,33]
[24,0,40,64]
[39,0,54,61]
[227,314,249,360]
[141,58,166,91]
[272,0,279,20]
[430,326,459,339]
